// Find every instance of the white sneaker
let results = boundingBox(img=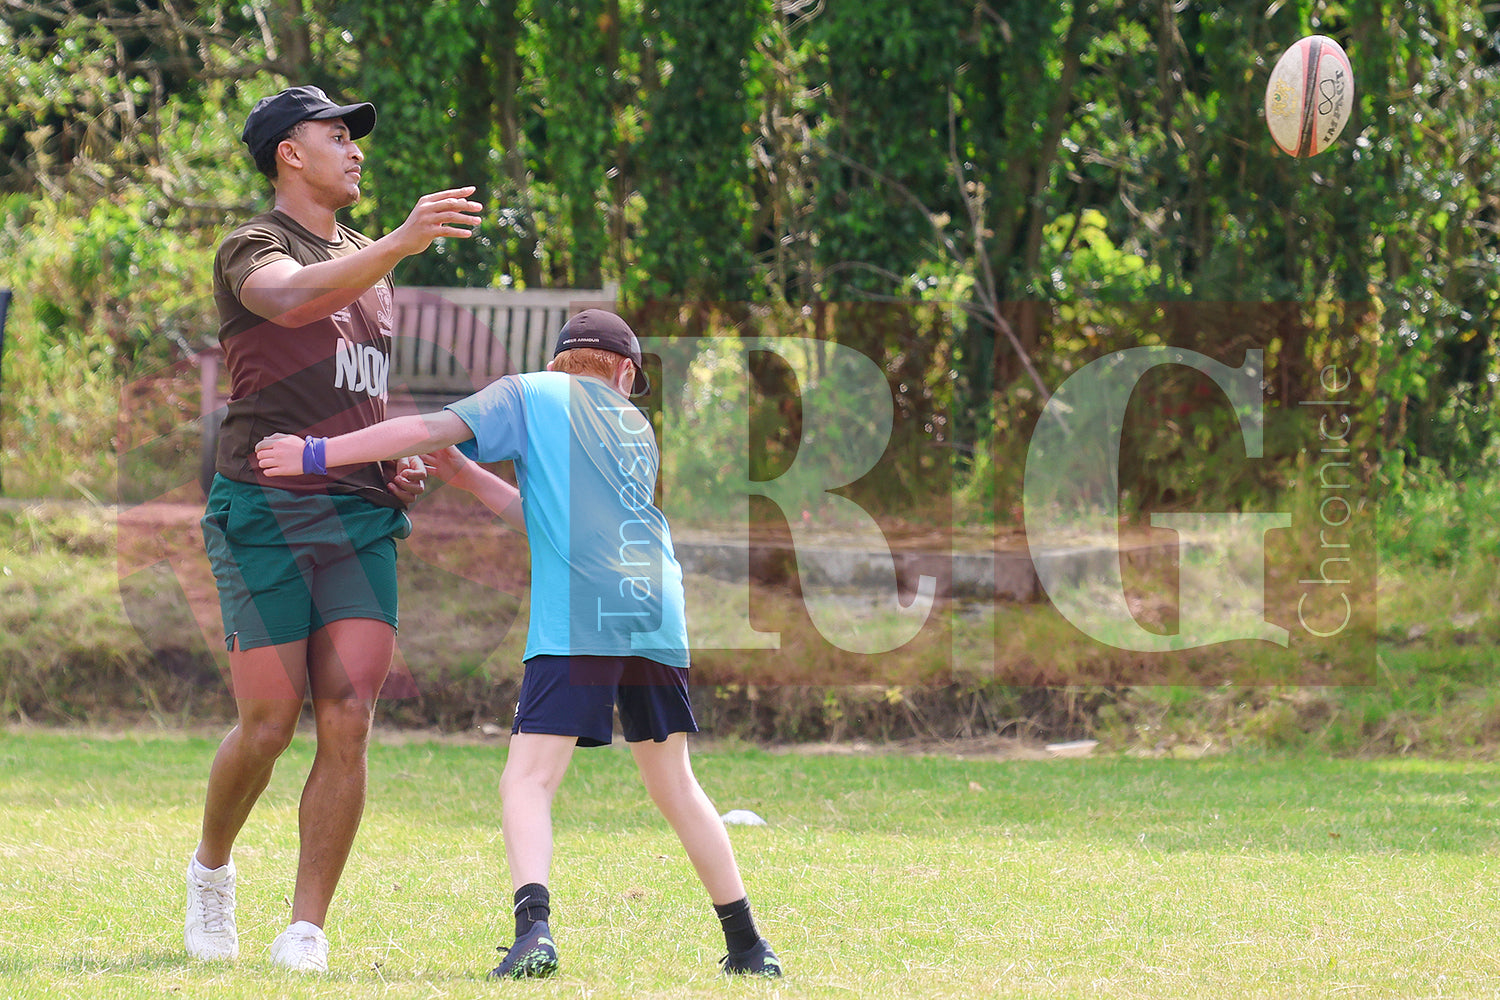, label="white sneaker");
[269,920,329,973]
[184,856,238,960]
